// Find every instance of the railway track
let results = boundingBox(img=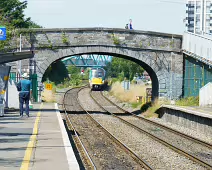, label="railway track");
[90,90,212,170]
[98,91,212,148]
[63,87,95,170]
[63,87,152,170]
